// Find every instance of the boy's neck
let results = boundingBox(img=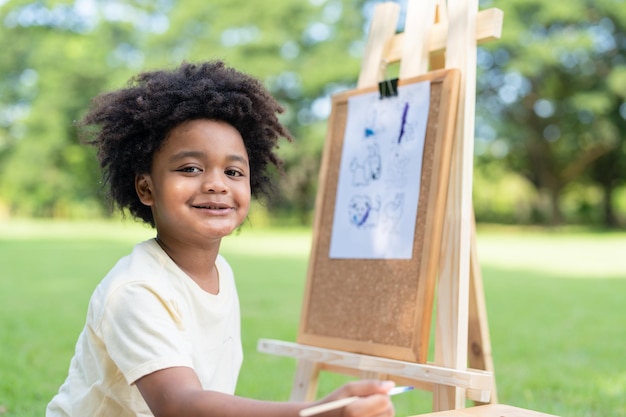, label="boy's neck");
[155,235,221,295]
